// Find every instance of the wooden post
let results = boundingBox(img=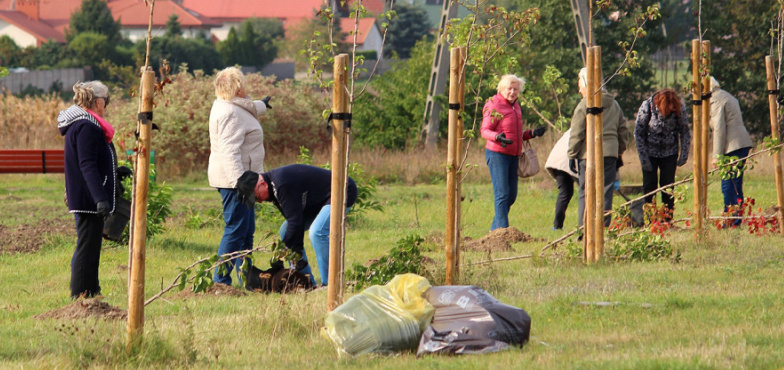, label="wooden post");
[765,56,784,234]
[584,47,596,263]
[700,41,711,223]
[328,54,349,311]
[691,39,704,239]
[445,47,461,285]
[127,67,155,351]
[592,46,604,260]
[454,46,466,278]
